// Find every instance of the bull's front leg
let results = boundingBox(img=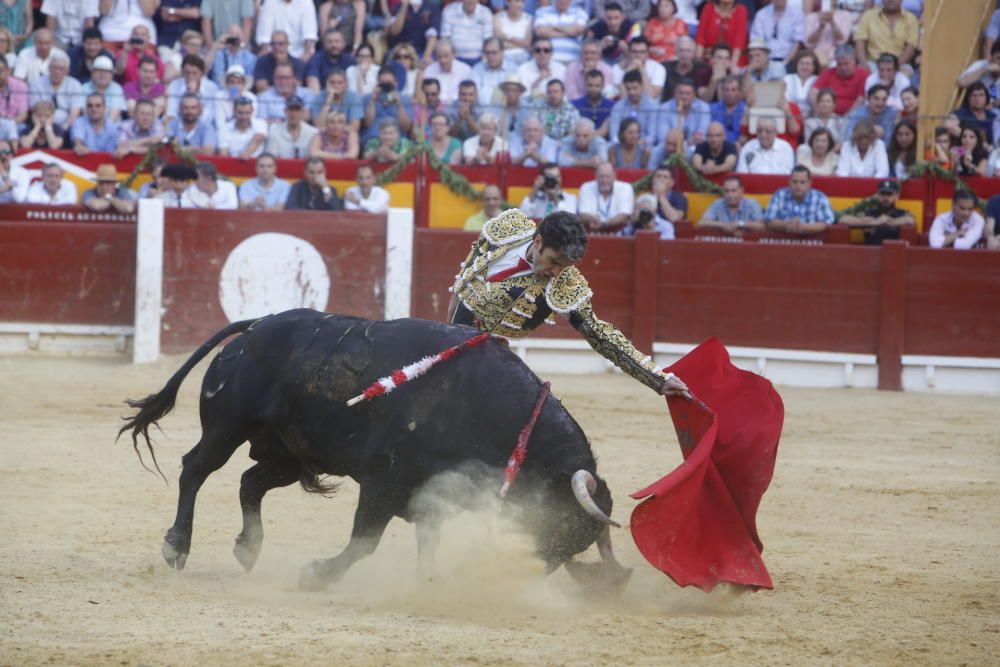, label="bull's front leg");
[298,480,398,591]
